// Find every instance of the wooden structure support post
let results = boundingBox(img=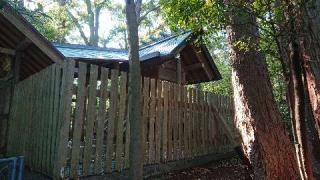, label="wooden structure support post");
[176,57,182,84]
